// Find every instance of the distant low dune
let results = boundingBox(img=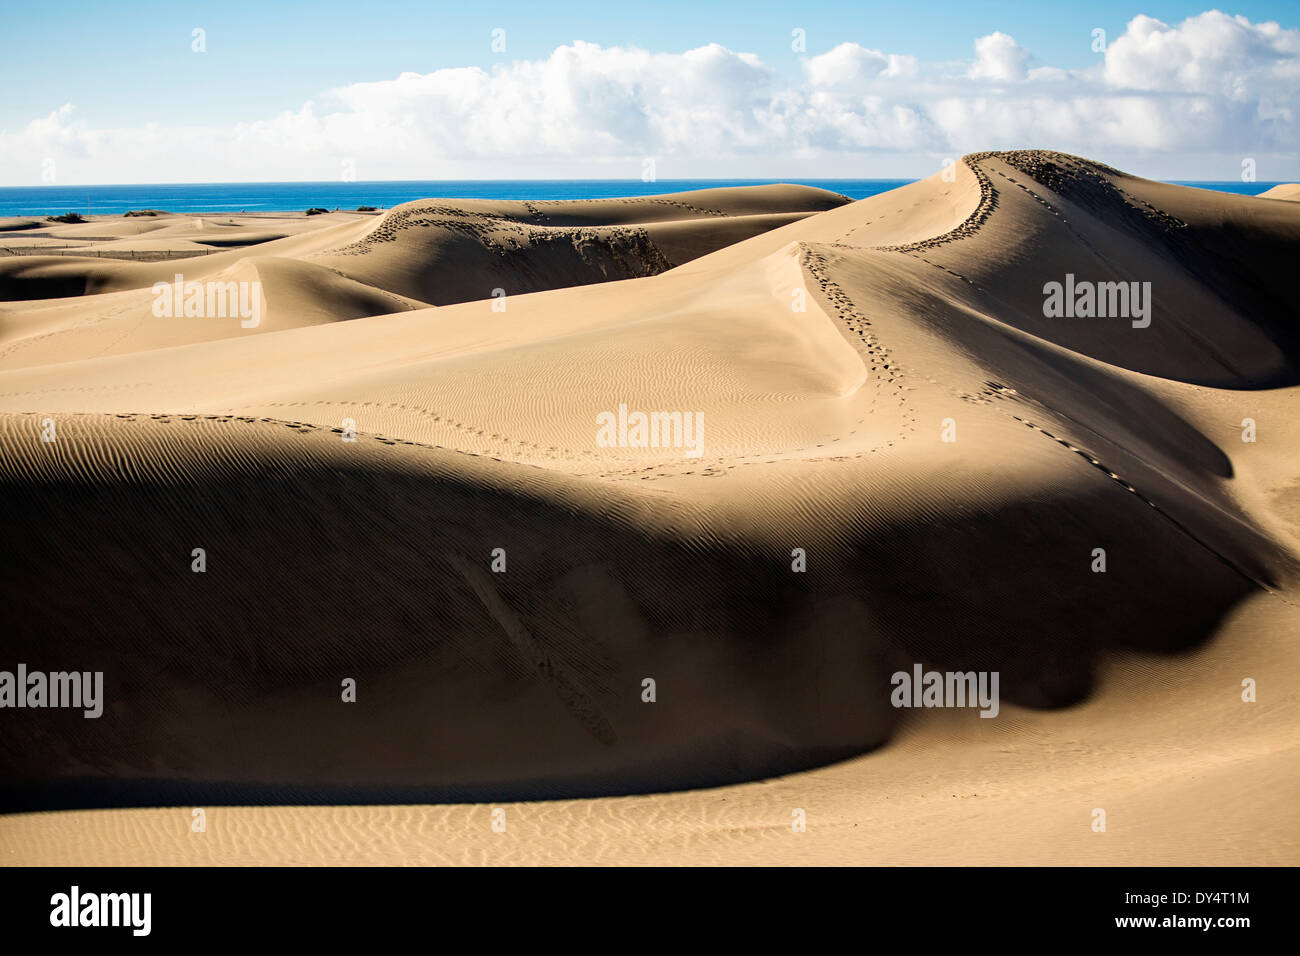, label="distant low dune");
[0,186,849,363]
[1258,183,1300,201]
[0,218,43,233]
